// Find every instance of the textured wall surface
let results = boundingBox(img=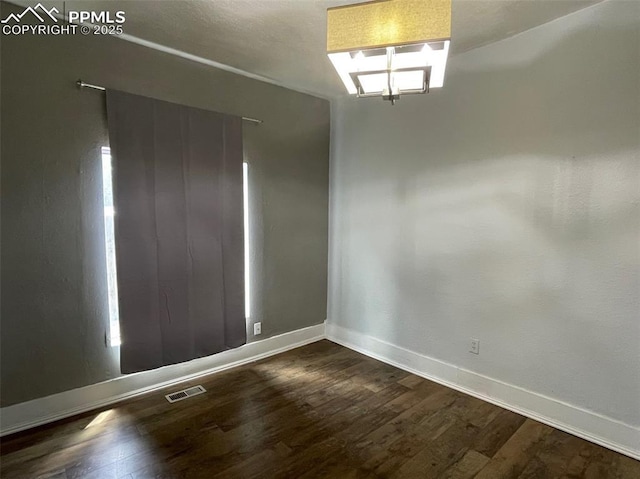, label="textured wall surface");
[329,1,640,427]
[1,1,329,407]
